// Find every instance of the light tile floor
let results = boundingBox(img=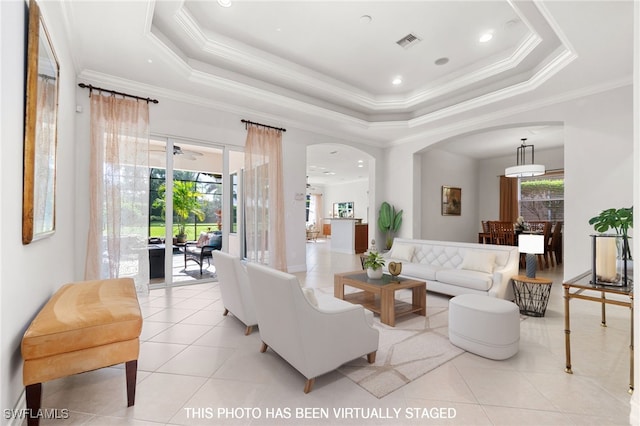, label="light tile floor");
[32,239,633,425]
